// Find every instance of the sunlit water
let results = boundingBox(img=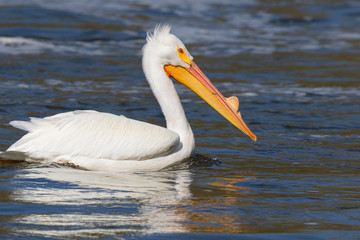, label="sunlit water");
[0,1,359,239]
